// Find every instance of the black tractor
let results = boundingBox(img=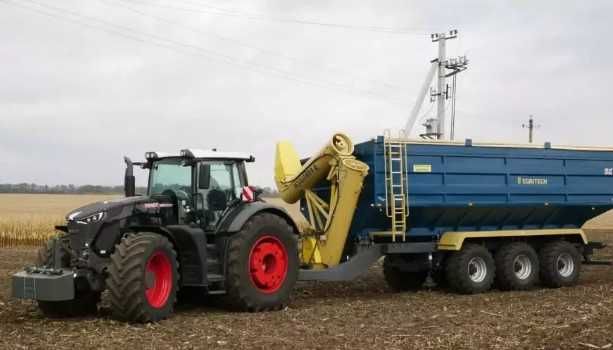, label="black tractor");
[12,149,300,322]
